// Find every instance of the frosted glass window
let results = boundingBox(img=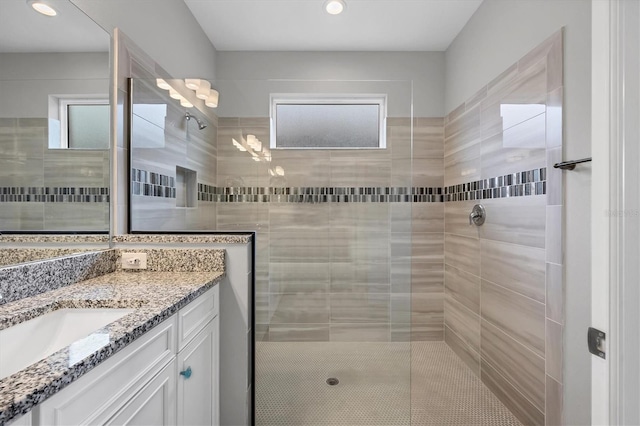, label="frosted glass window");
[271,95,386,149]
[67,104,109,149]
